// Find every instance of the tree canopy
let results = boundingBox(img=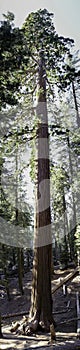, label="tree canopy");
[0,9,75,110]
